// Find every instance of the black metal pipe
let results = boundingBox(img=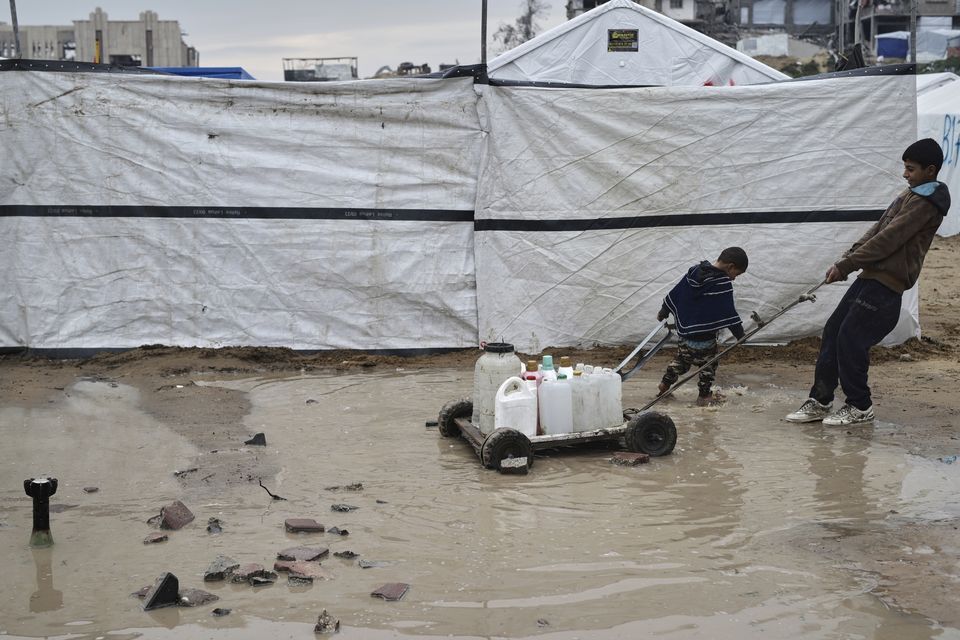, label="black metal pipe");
[24,477,58,547]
